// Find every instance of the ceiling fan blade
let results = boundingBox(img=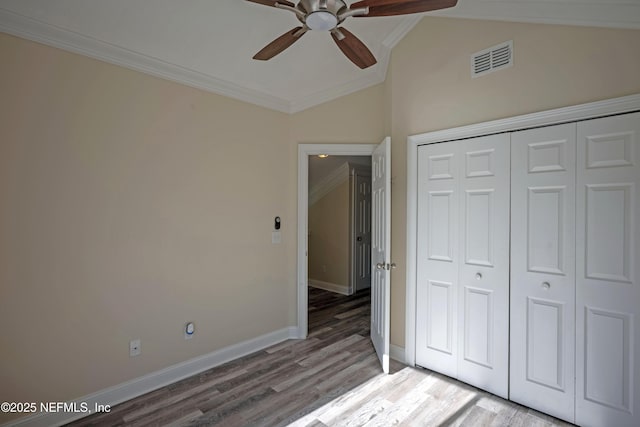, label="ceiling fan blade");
[352,0,457,16]
[331,28,377,69]
[245,0,295,8]
[253,26,307,61]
